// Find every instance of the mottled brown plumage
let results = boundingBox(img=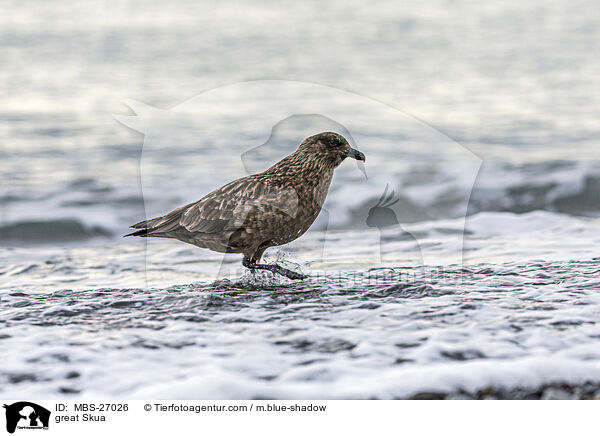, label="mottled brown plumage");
[125,132,365,279]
